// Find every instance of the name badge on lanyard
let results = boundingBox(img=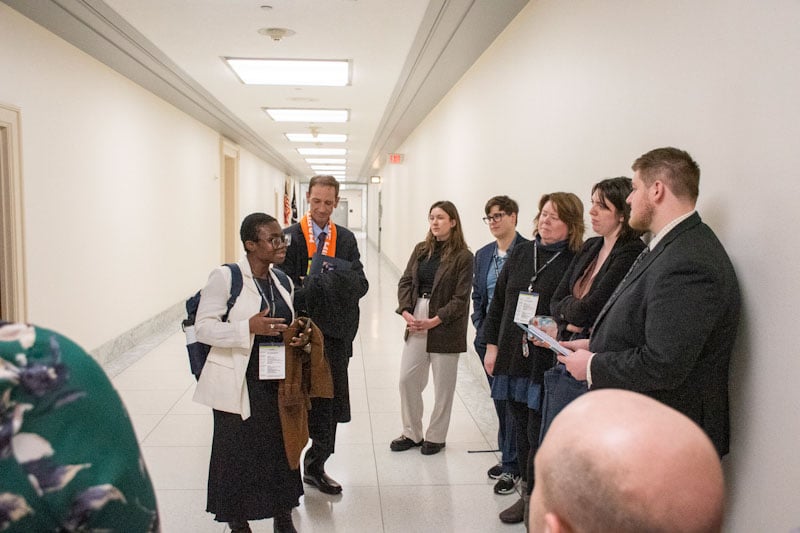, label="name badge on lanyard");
[514,292,540,325]
[259,342,285,380]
